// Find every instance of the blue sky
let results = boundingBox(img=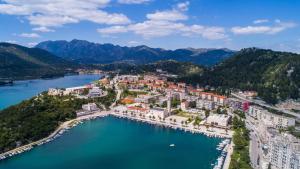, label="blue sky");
[0,0,300,52]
